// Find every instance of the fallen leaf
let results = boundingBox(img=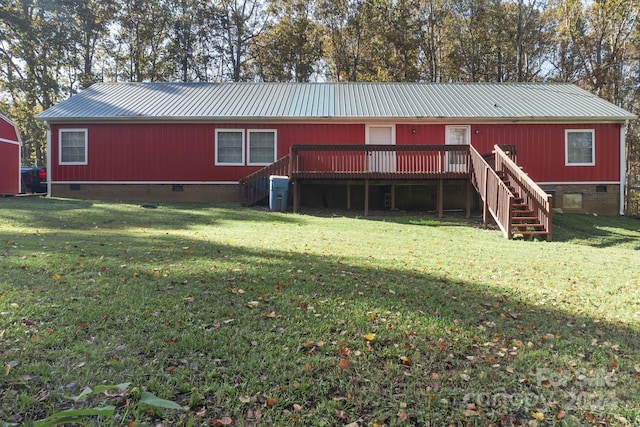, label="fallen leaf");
[399,356,411,366]
[398,410,408,421]
[339,358,350,370]
[239,395,251,403]
[293,403,303,412]
[363,333,376,341]
[195,408,206,417]
[336,410,347,419]
[266,396,276,406]
[556,410,566,420]
[531,411,544,420]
